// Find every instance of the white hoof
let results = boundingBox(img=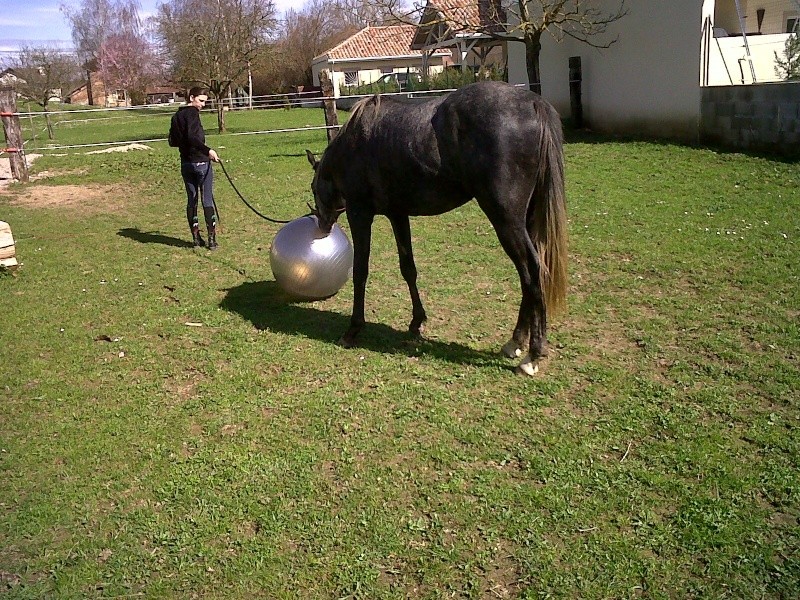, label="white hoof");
[501,339,523,359]
[515,355,539,377]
